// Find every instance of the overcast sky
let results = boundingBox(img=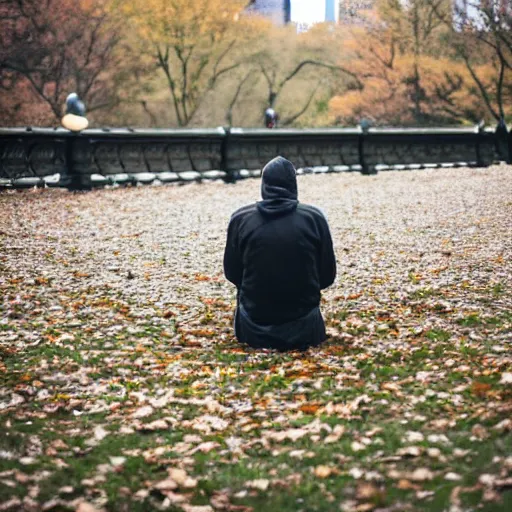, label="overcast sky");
[291,0,328,24]
[290,1,481,25]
